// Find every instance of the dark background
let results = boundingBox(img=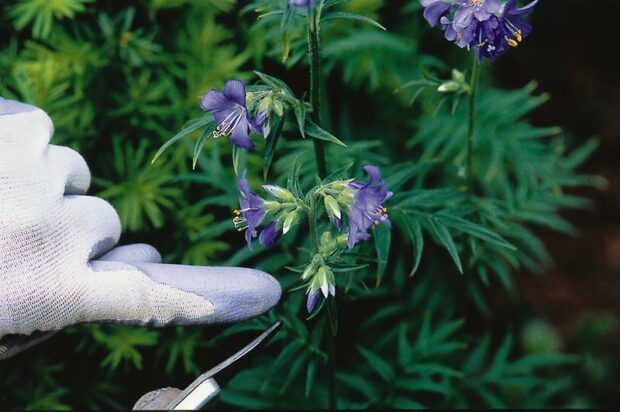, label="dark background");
[496,0,620,347]
[497,0,620,402]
